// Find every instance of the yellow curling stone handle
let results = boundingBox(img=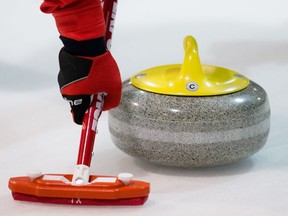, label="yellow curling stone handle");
[131,35,250,96]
